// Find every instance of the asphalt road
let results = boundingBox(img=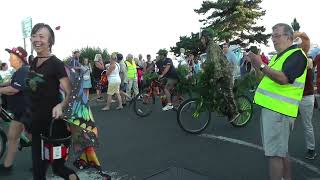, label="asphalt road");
[1,96,320,180]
